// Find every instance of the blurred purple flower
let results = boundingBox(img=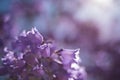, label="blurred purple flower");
[0,14,18,58]
[0,28,86,80]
